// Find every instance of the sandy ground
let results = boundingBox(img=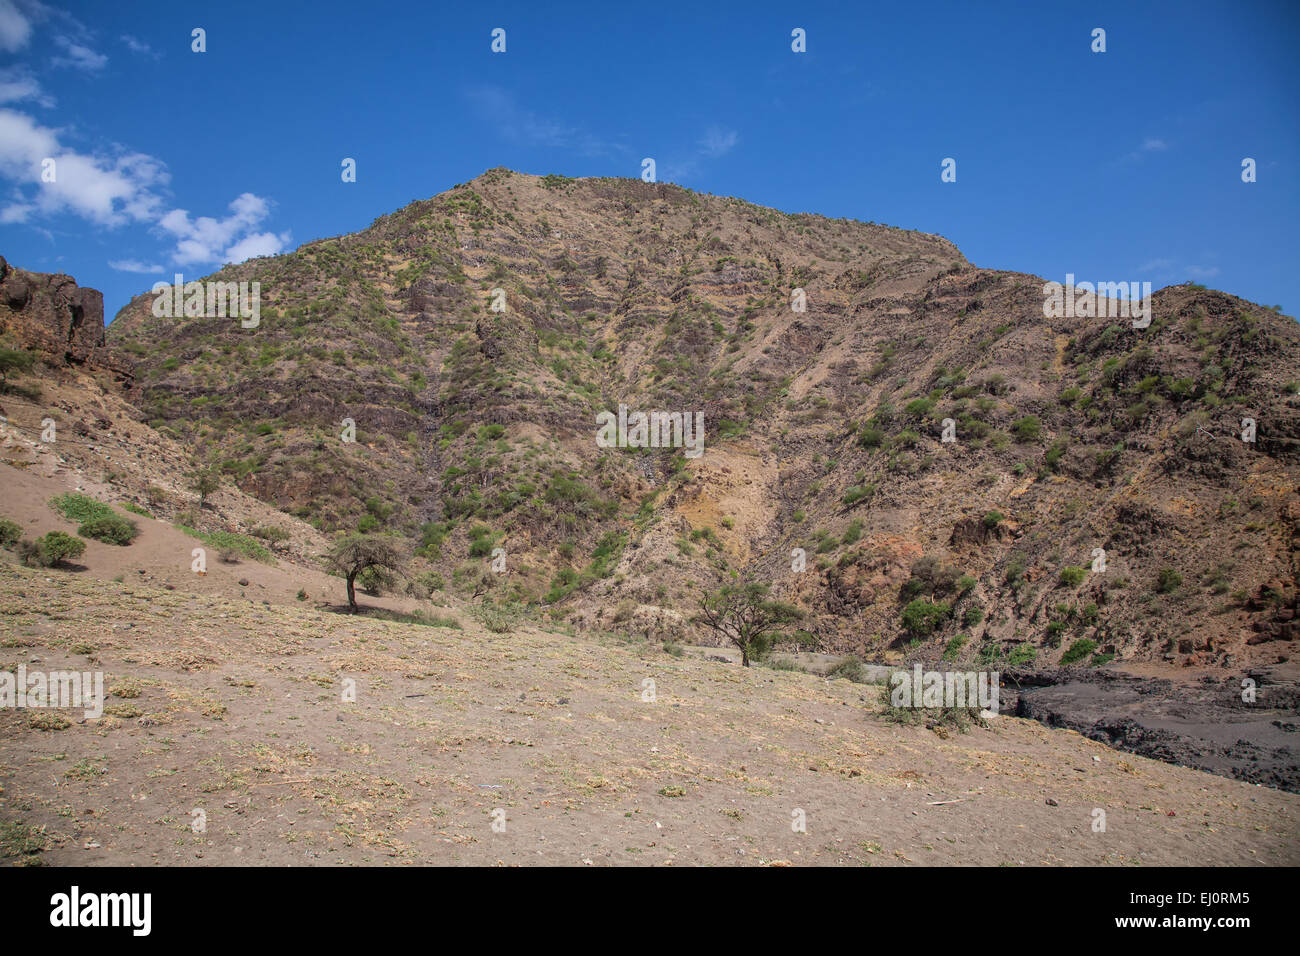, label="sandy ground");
[1,456,1297,867]
[1,563,1296,867]
[0,460,417,614]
